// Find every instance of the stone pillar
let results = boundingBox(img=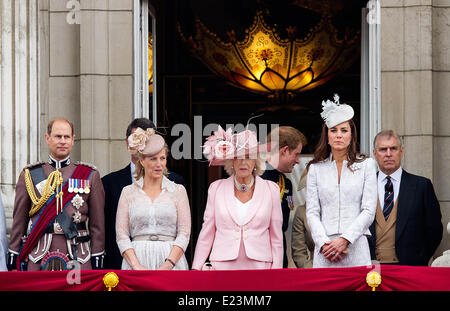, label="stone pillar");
[380,0,450,259]
[43,0,81,161]
[41,0,134,175]
[432,0,450,259]
[1,0,135,234]
[79,0,134,176]
[381,0,433,178]
[0,0,39,233]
